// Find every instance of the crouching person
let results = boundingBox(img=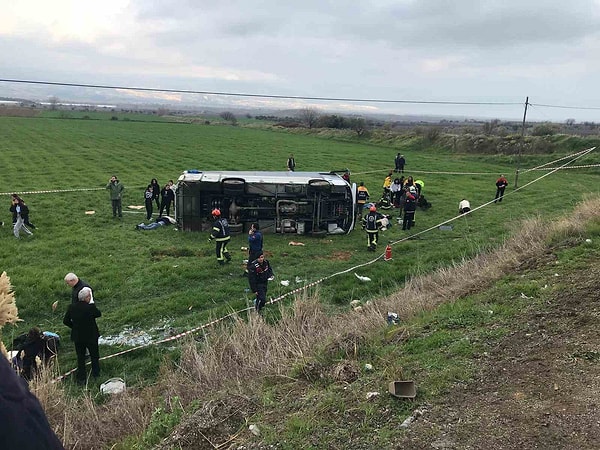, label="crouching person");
[63,287,101,384]
[248,252,274,313]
